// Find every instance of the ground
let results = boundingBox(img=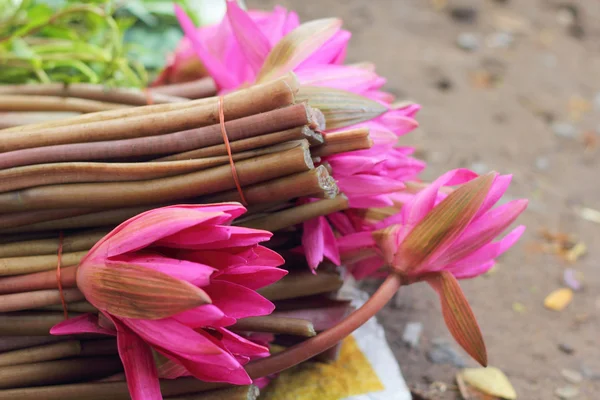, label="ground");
[253,0,600,398]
